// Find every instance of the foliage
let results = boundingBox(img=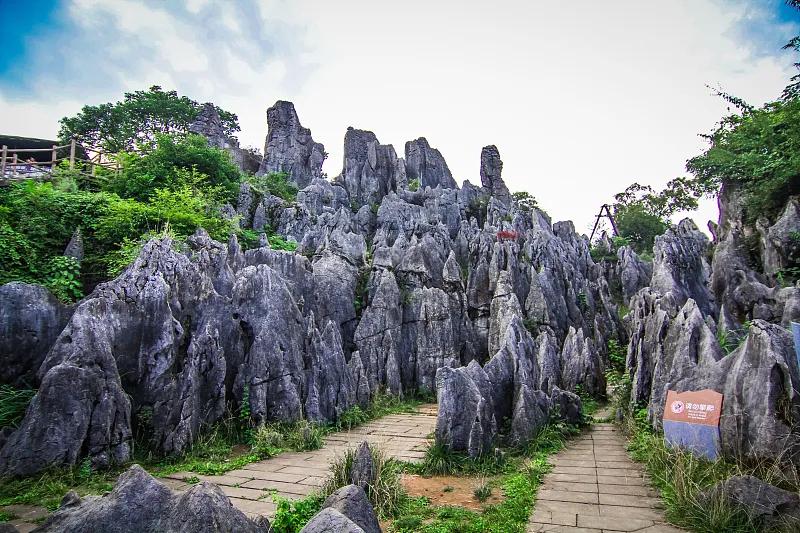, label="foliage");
[58,85,239,153]
[410,443,512,477]
[246,171,298,203]
[270,494,326,533]
[614,203,668,255]
[0,465,116,511]
[336,405,370,431]
[0,511,13,522]
[685,94,800,223]
[108,134,242,201]
[716,321,752,356]
[511,191,538,211]
[43,255,83,302]
[0,385,36,430]
[607,339,626,373]
[408,178,421,192]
